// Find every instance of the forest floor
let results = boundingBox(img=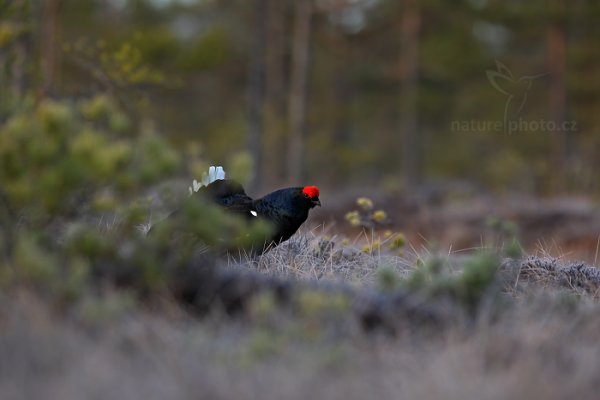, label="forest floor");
[315,189,600,263]
[2,230,600,400]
